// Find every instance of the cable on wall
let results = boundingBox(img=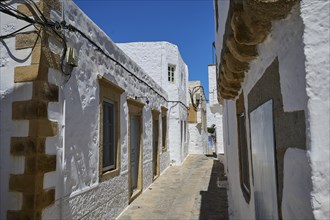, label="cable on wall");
[189,85,208,112]
[0,1,189,110]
